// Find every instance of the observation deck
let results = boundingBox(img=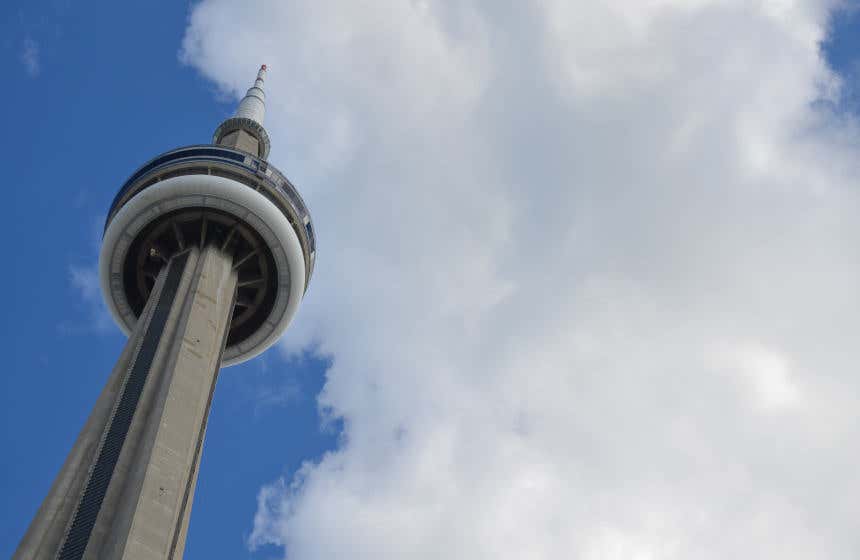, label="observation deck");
[100,145,316,365]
